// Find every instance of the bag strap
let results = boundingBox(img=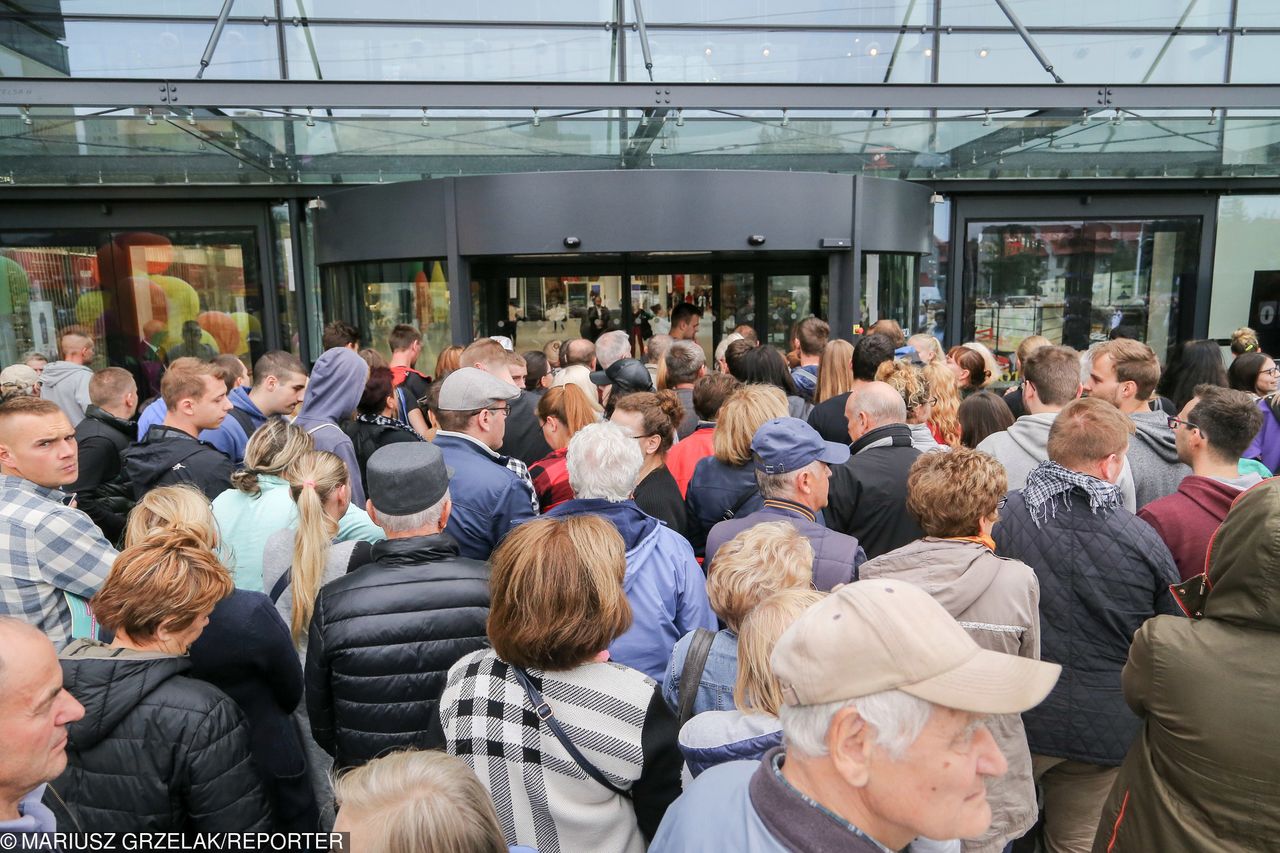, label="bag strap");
[721,487,757,522]
[227,406,257,437]
[677,628,716,727]
[510,665,631,799]
[269,571,291,605]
